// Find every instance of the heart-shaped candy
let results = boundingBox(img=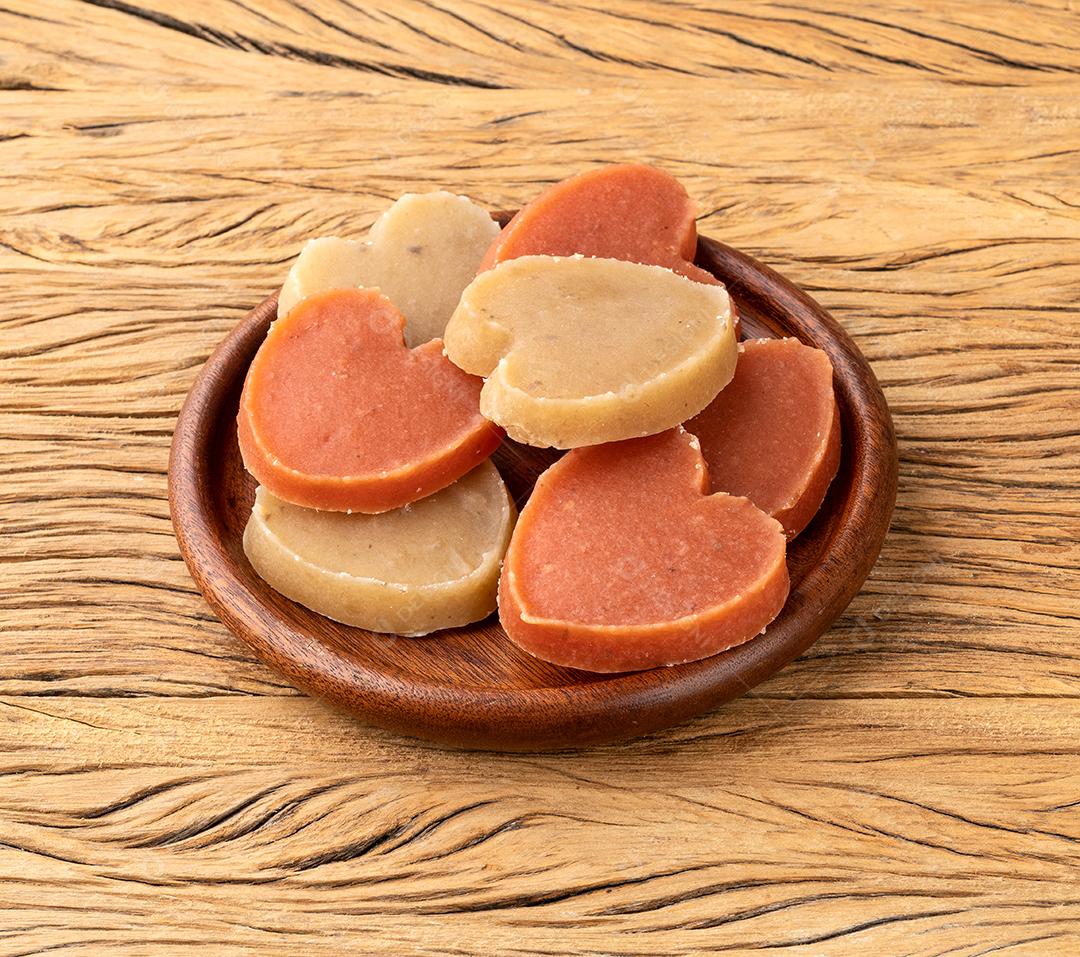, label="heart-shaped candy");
[444,256,737,448]
[687,337,841,539]
[244,461,516,636]
[480,163,719,285]
[499,428,789,673]
[278,191,500,346]
[238,288,502,513]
